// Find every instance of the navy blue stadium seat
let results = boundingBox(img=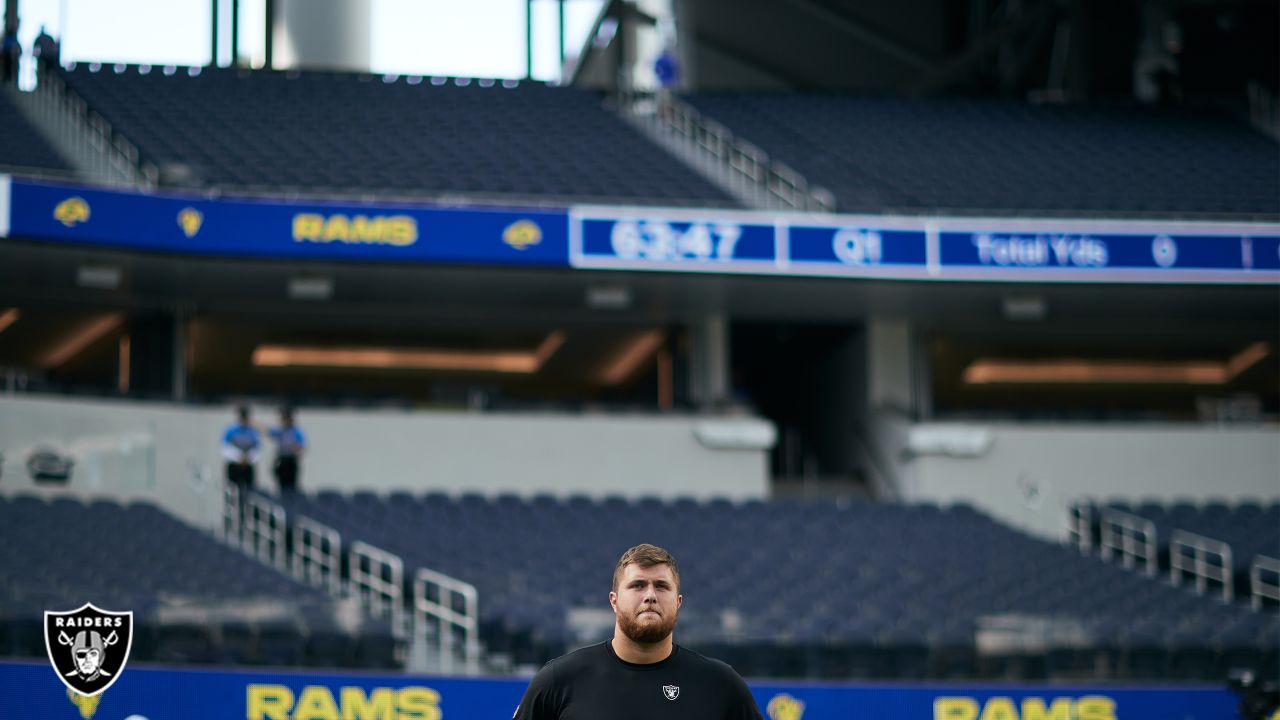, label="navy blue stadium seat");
[283,490,1278,680]
[53,63,736,207]
[684,93,1279,217]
